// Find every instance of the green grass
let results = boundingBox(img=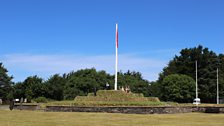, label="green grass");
[15,90,162,107]
[44,90,162,107]
[0,110,224,126]
[178,103,224,107]
[47,100,165,107]
[16,101,224,110]
[13,89,224,108]
[75,90,160,104]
